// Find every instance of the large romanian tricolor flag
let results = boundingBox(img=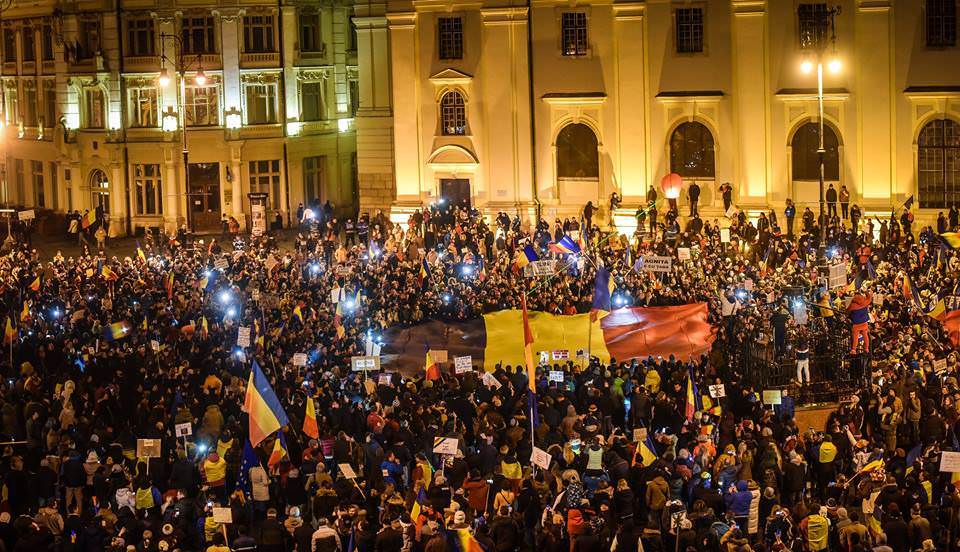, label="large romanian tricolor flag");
[684,366,701,421]
[515,245,539,269]
[548,235,581,255]
[242,360,290,447]
[591,267,614,320]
